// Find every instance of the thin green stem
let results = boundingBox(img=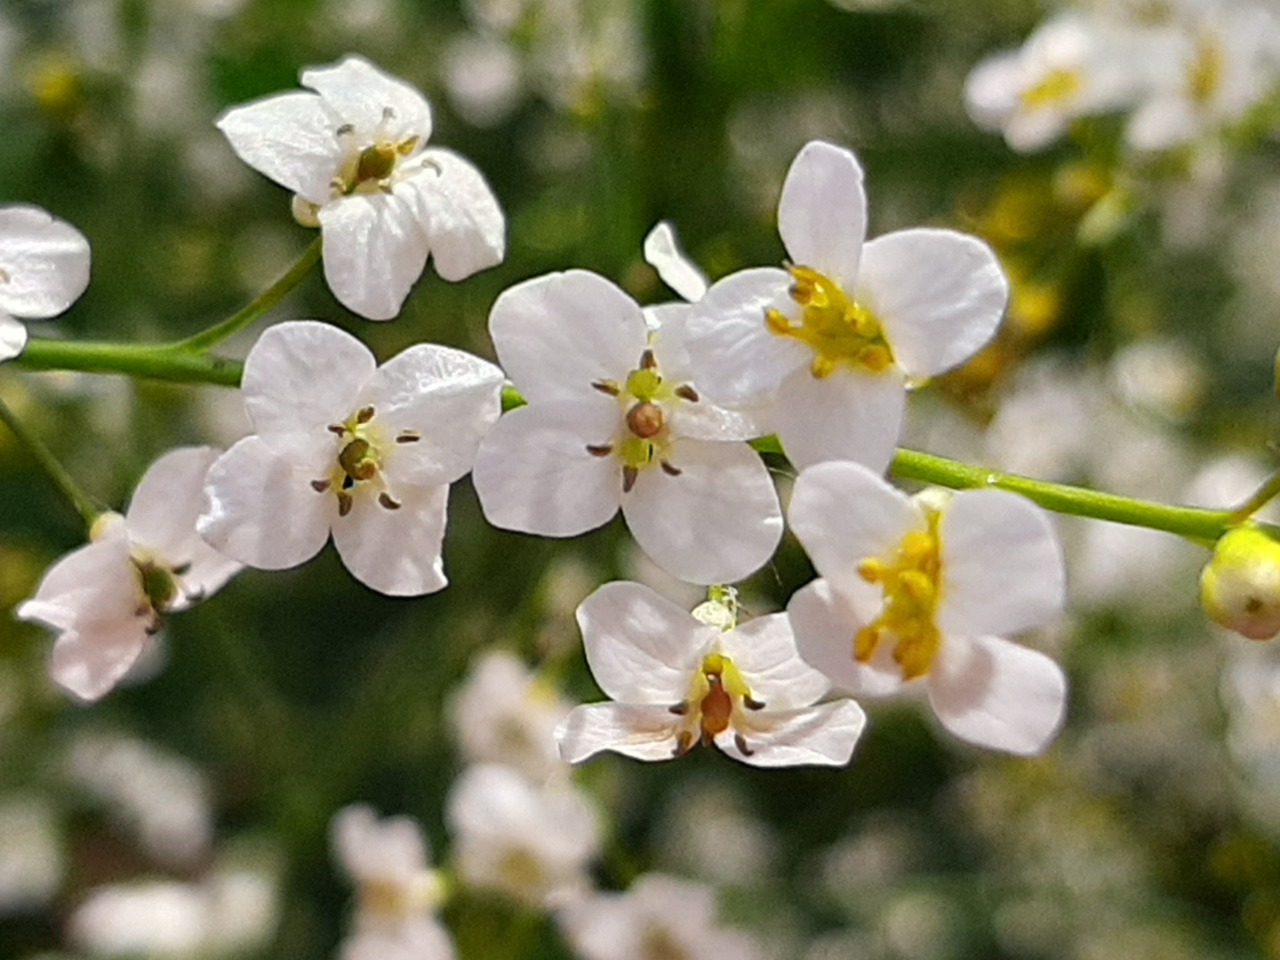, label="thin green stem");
[1230,470,1280,523]
[0,395,100,528]
[15,339,243,385]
